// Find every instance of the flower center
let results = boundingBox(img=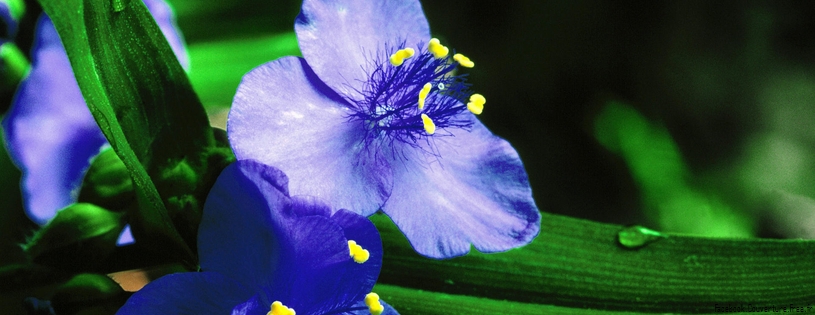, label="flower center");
[347,38,485,149]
